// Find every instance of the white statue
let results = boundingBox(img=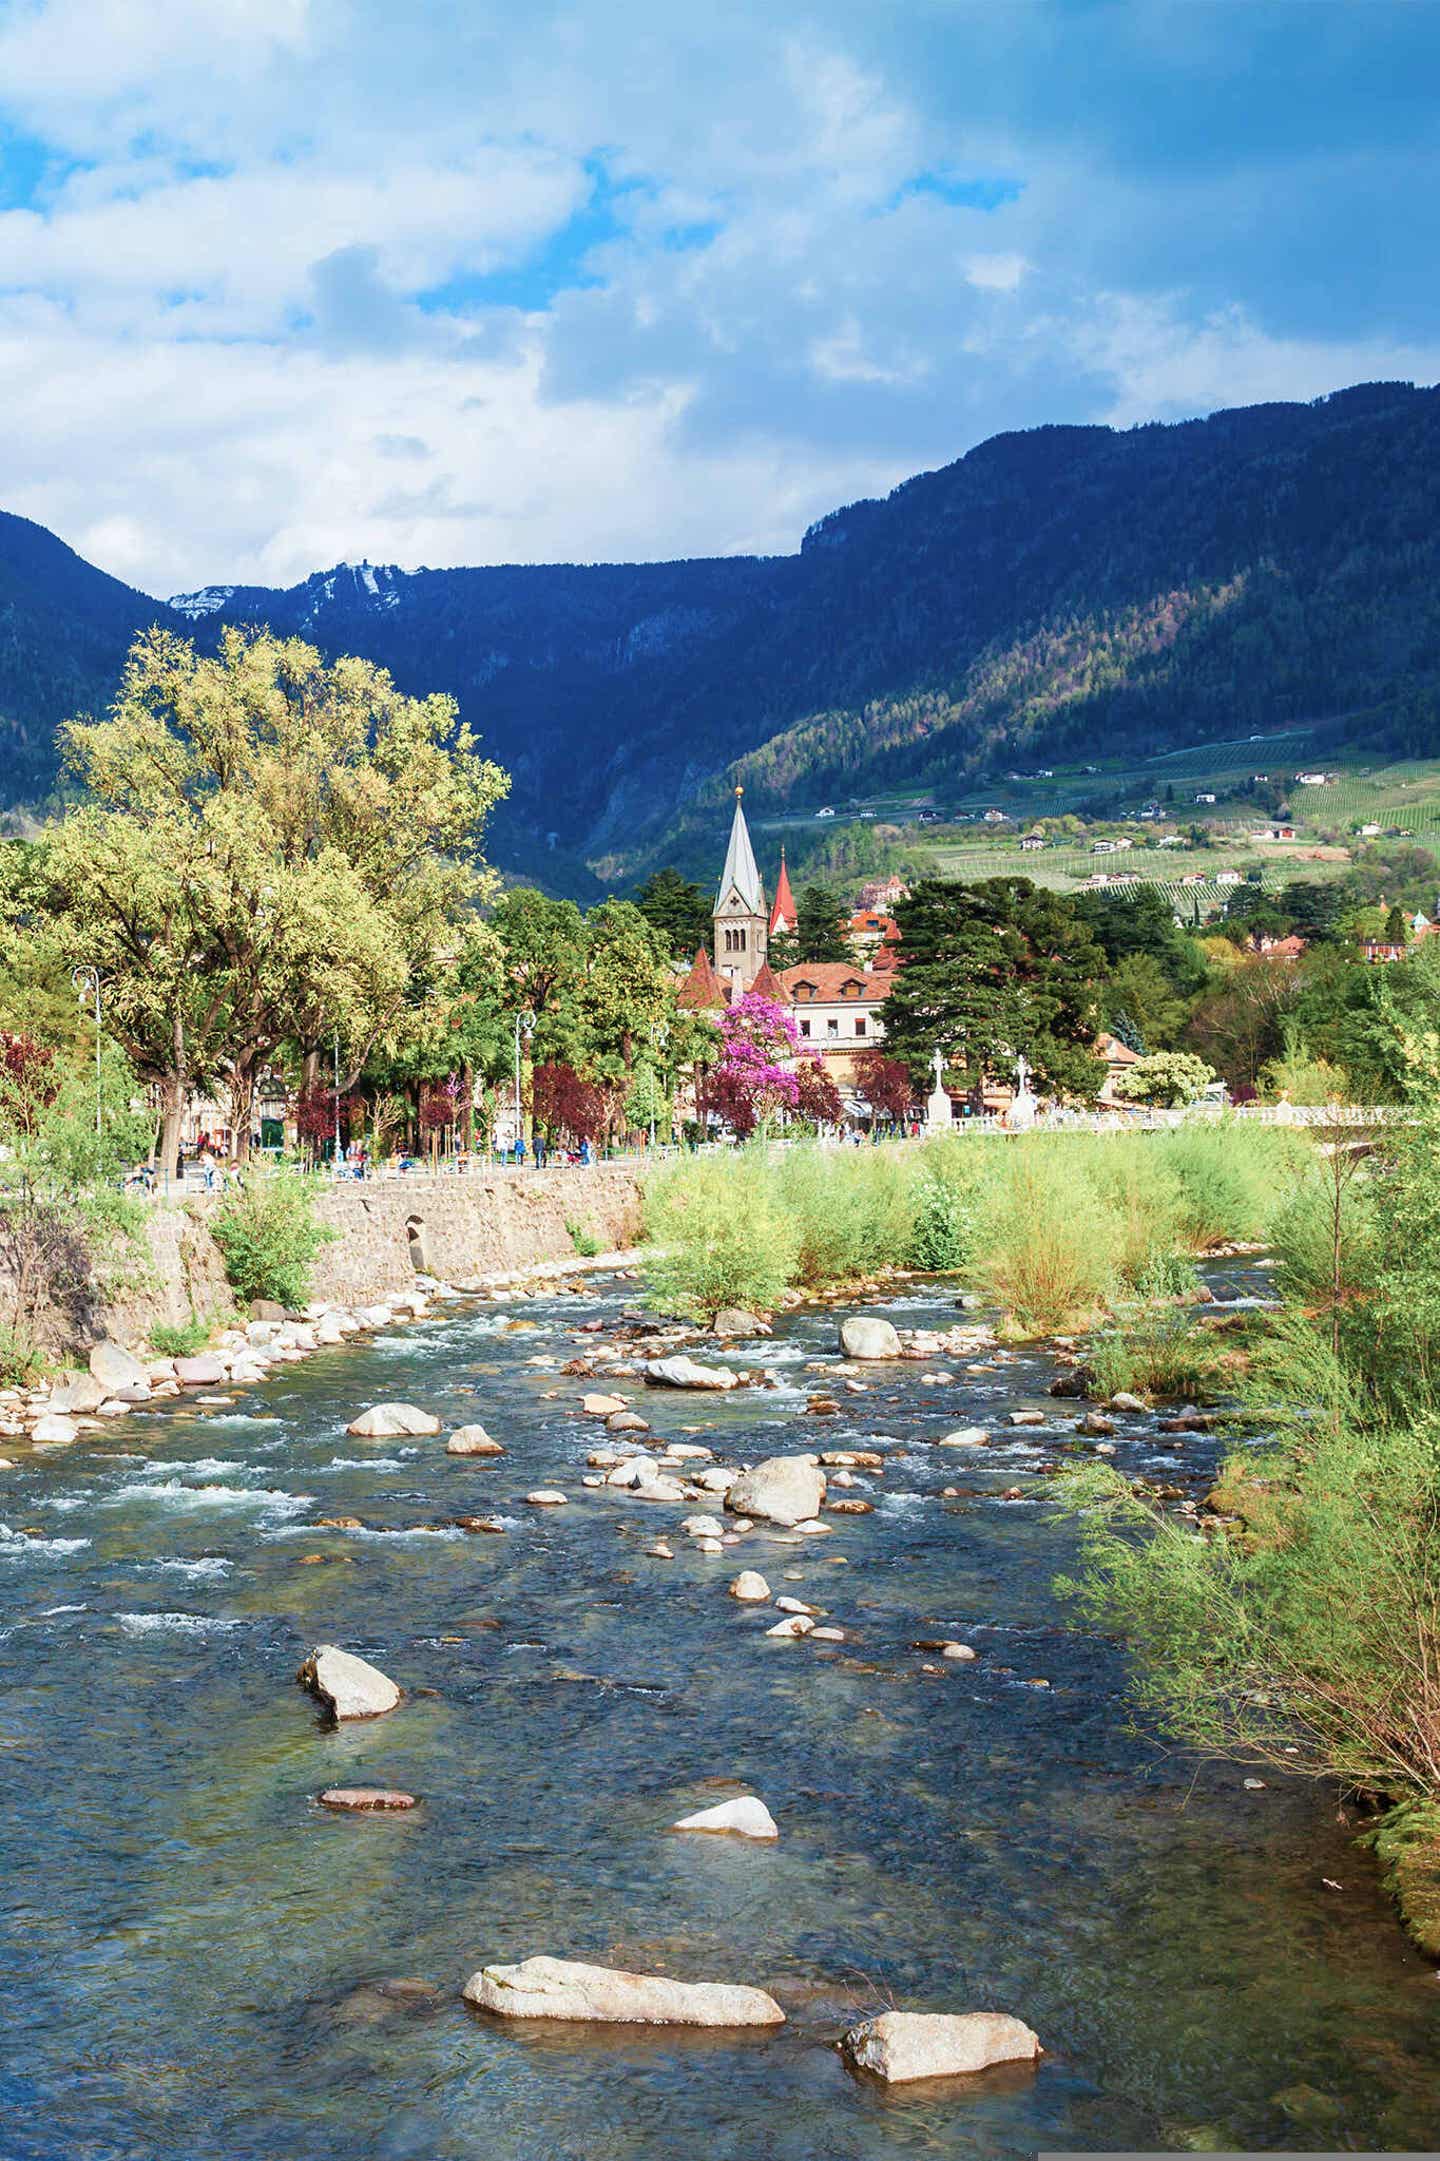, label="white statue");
[926,1048,952,1133]
[1009,1050,1038,1133]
